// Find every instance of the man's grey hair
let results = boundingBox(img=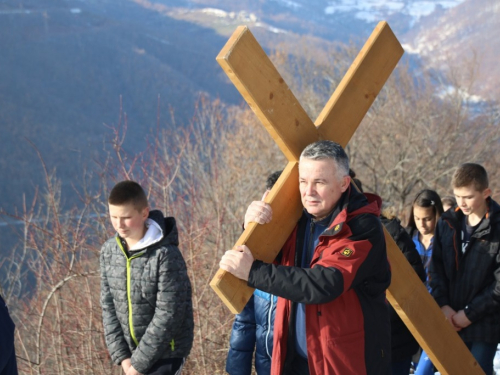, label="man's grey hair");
[300,140,350,180]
